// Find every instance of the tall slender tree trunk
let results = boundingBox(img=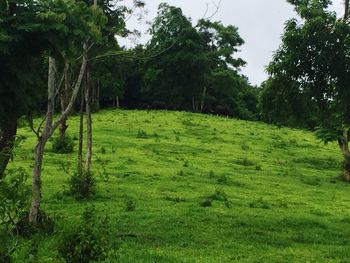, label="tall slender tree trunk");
[116,96,120,108]
[85,66,92,174]
[78,87,85,174]
[200,86,207,112]
[338,129,350,182]
[59,61,70,138]
[29,56,56,224]
[344,0,349,21]
[29,51,87,225]
[0,117,17,179]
